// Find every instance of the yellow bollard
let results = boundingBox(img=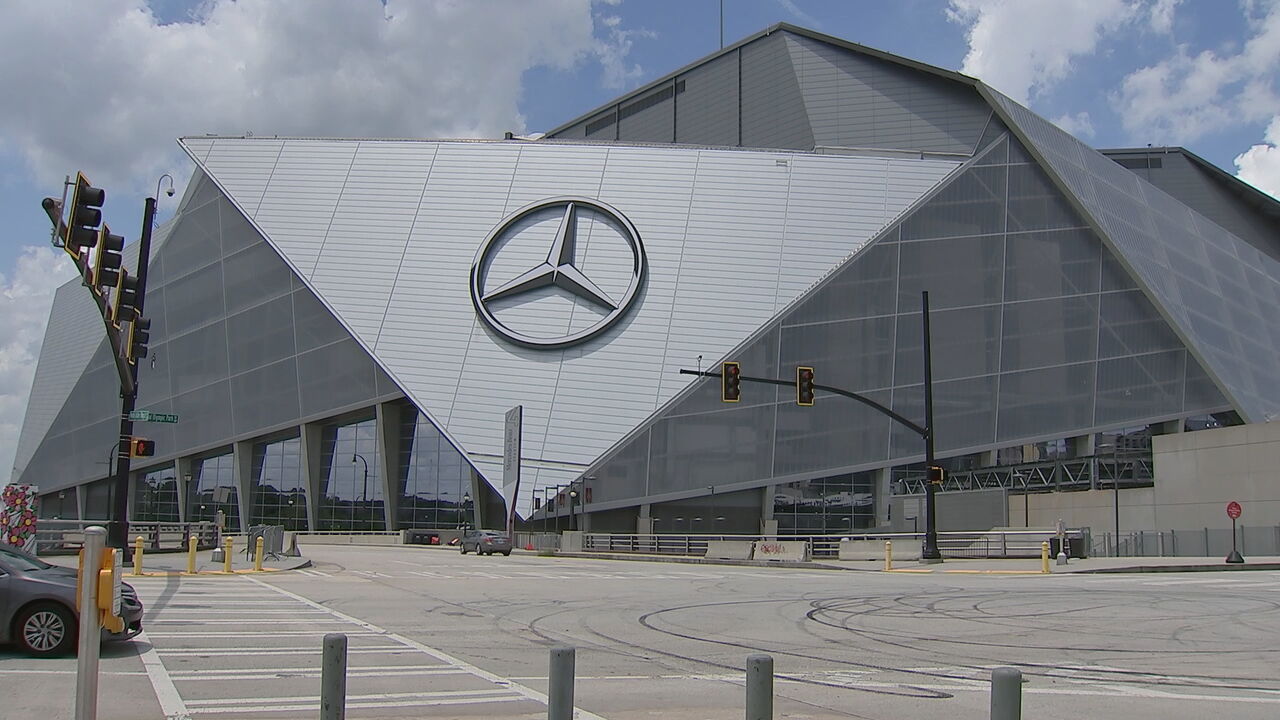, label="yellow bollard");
[223,537,233,573]
[132,536,144,576]
[1041,541,1050,574]
[254,536,264,572]
[187,535,198,574]
[884,540,893,571]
